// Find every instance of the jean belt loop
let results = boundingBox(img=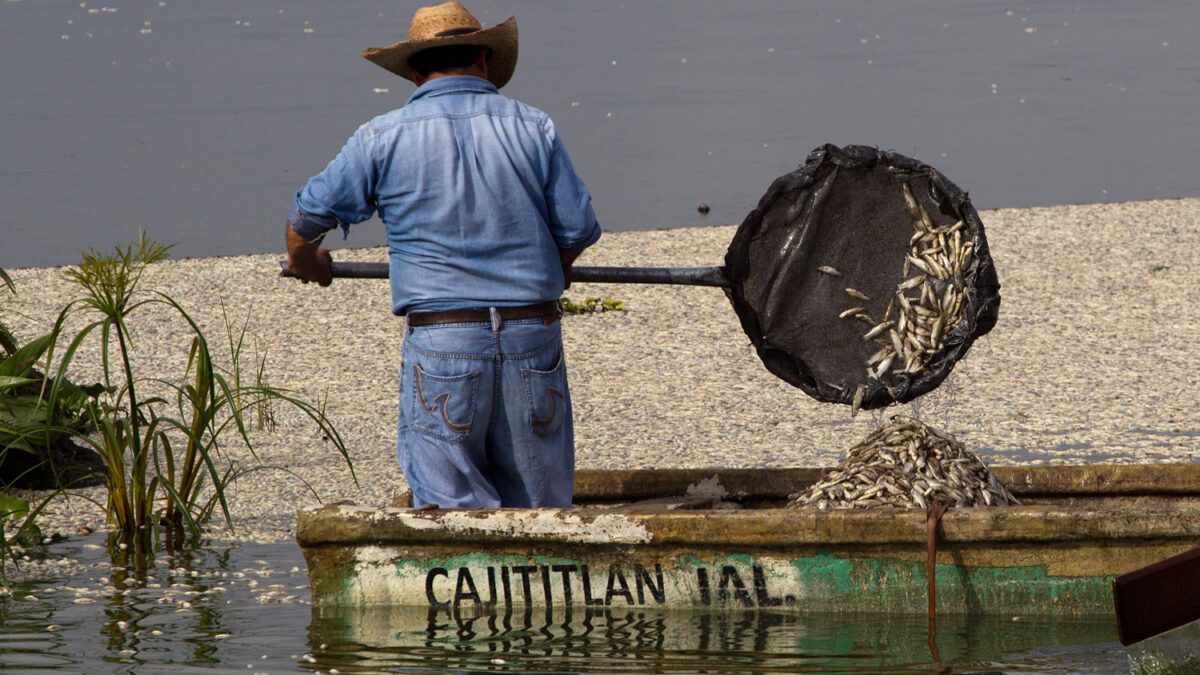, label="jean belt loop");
[489,306,501,334]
